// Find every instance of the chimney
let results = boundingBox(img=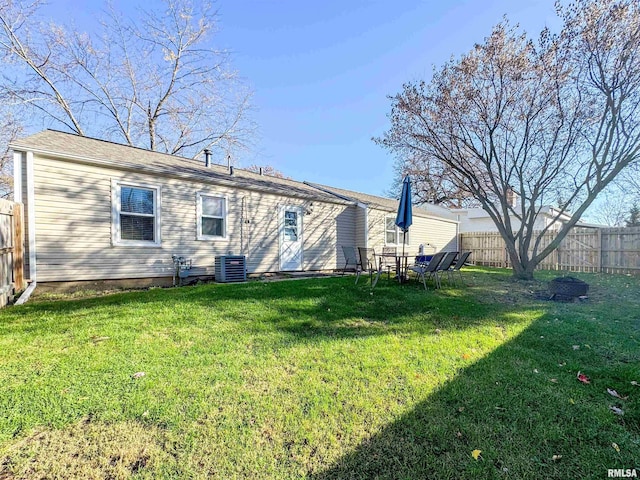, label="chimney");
[204,149,211,168]
[506,188,518,208]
